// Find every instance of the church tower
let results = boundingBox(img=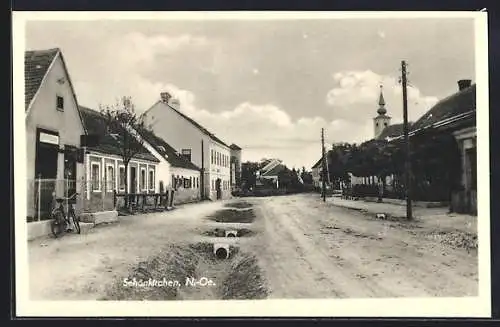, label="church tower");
[373,85,391,138]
